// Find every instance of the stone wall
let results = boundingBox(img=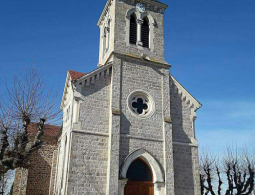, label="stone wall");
[170,82,194,143]
[49,150,58,195]
[115,56,175,195]
[54,75,73,195]
[170,79,201,195]
[173,144,201,195]
[12,168,28,195]
[98,0,168,65]
[114,0,167,64]
[120,58,164,140]
[66,70,111,195]
[67,133,109,195]
[117,55,168,179]
[119,136,164,168]
[98,0,116,65]
[79,74,111,133]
